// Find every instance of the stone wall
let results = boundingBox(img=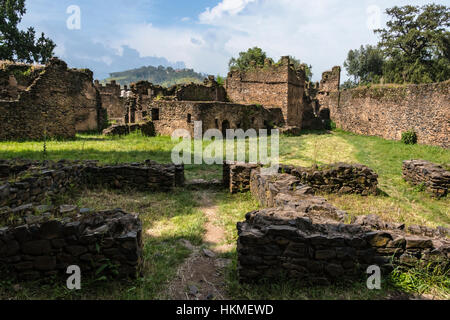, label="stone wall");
[175,76,227,102]
[102,121,155,137]
[317,66,449,148]
[224,162,378,196]
[403,160,449,198]
[223,162,261,193]
[0,160,185,208]
[280,163,379,195]
[237,171,450,284]
[0,205,142,280]
[0,58,105,140]
[226,56,305,127]
[146,101,283,137]
[95,80,126,124]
